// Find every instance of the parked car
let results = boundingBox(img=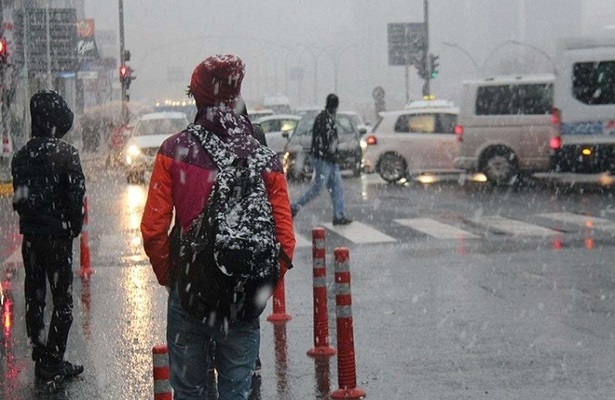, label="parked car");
[282,111,363,181]
[362,99,460,183]
[253,114,301,155]
[123,112,190,184]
